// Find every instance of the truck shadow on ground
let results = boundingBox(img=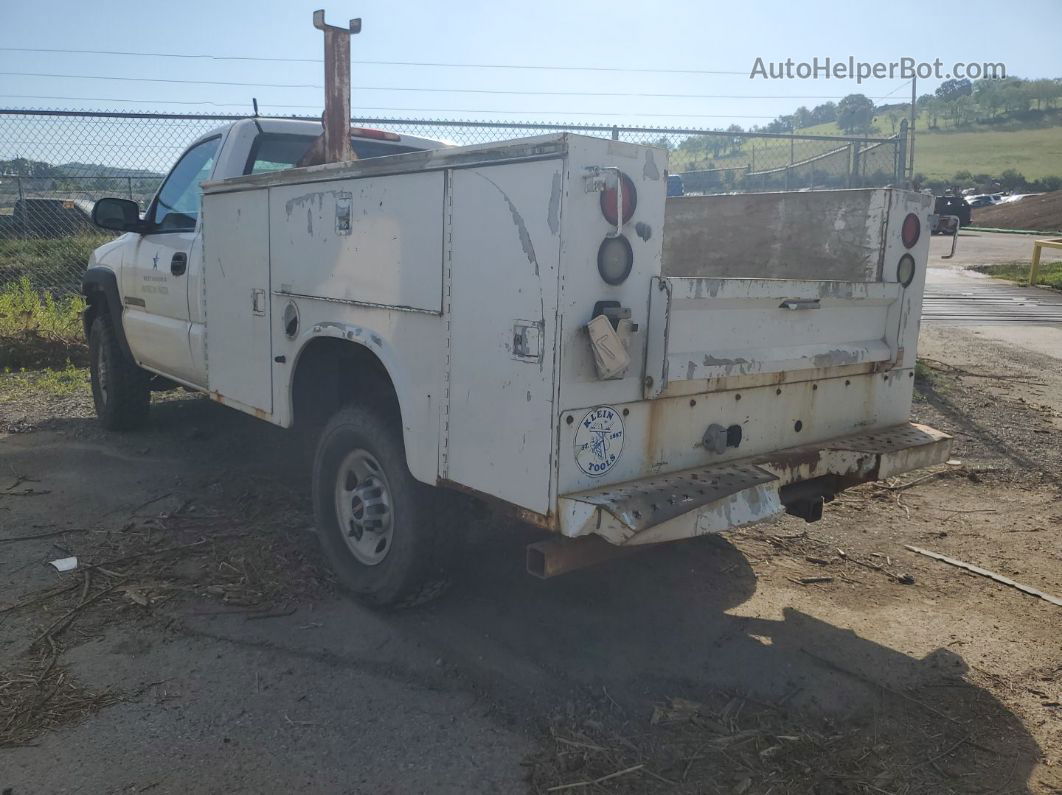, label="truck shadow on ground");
[422,528,1041,791]
[32,396,1045,792]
